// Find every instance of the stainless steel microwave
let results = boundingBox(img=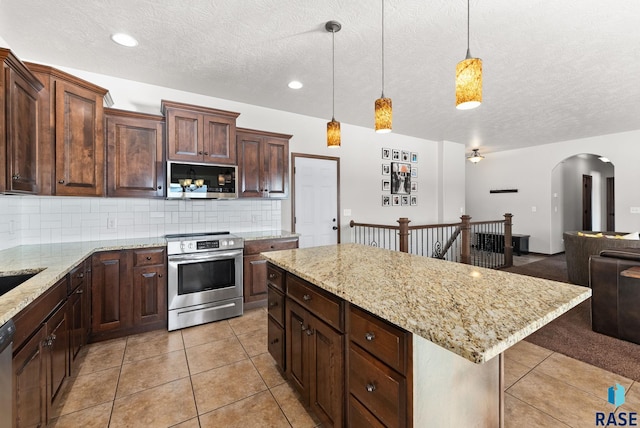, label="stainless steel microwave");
[167,161,237,199]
